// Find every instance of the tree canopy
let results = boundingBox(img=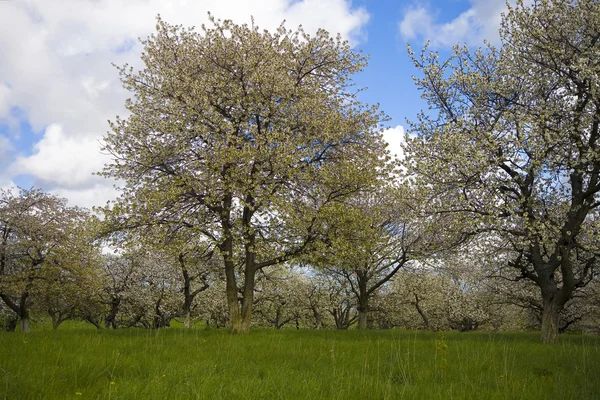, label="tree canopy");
[0,188,97,332]
[405,0,600,343]
[102,15,391,333]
